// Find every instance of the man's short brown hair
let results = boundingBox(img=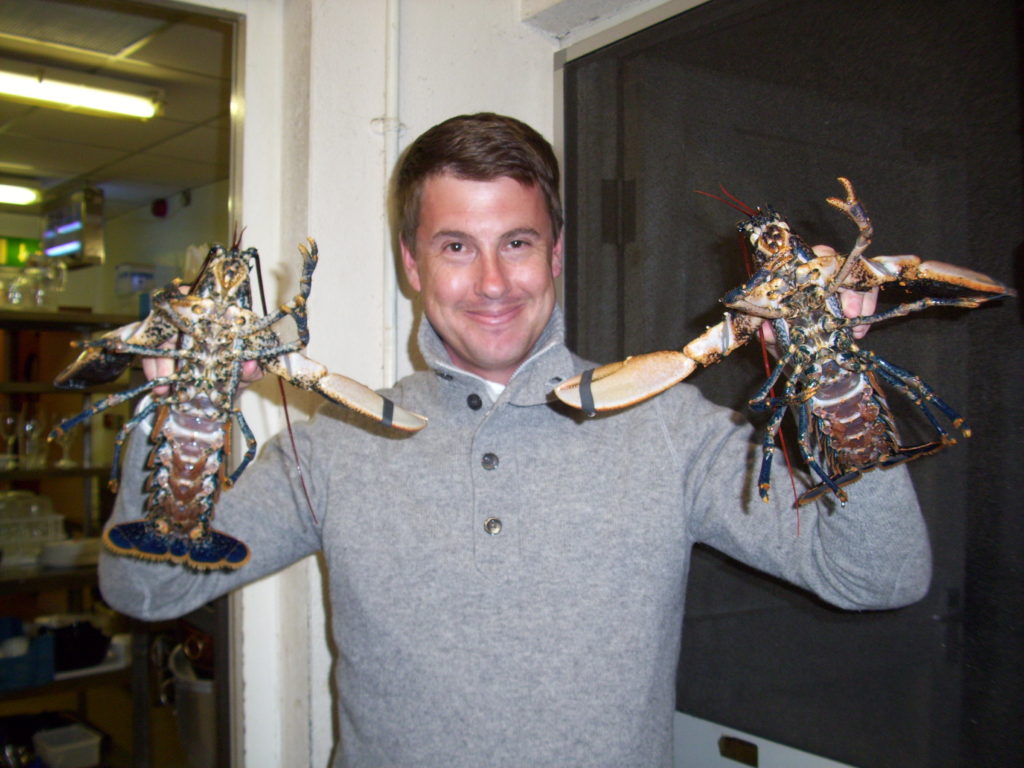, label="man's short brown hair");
[395,113,563,251]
